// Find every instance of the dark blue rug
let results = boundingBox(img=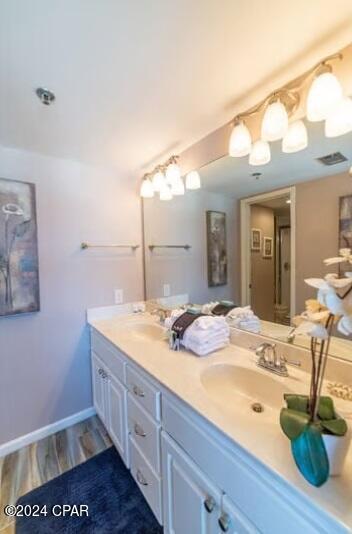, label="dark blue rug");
[16,447,163,533]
